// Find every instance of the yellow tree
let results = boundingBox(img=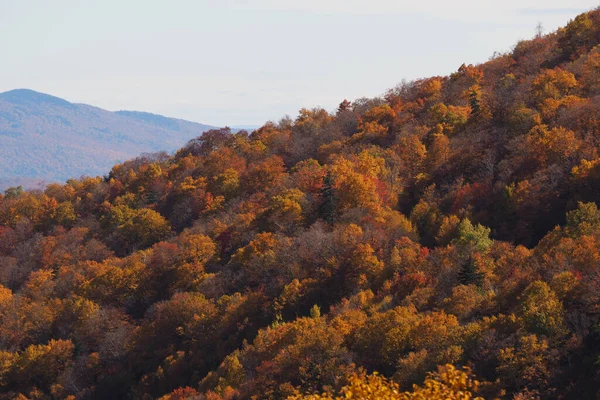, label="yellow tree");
[290,364,483,399]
